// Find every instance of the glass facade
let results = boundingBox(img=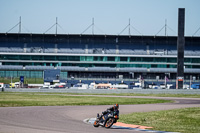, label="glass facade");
[0,71,43,78]
[1,54,200,69]
[1,54,200,63]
